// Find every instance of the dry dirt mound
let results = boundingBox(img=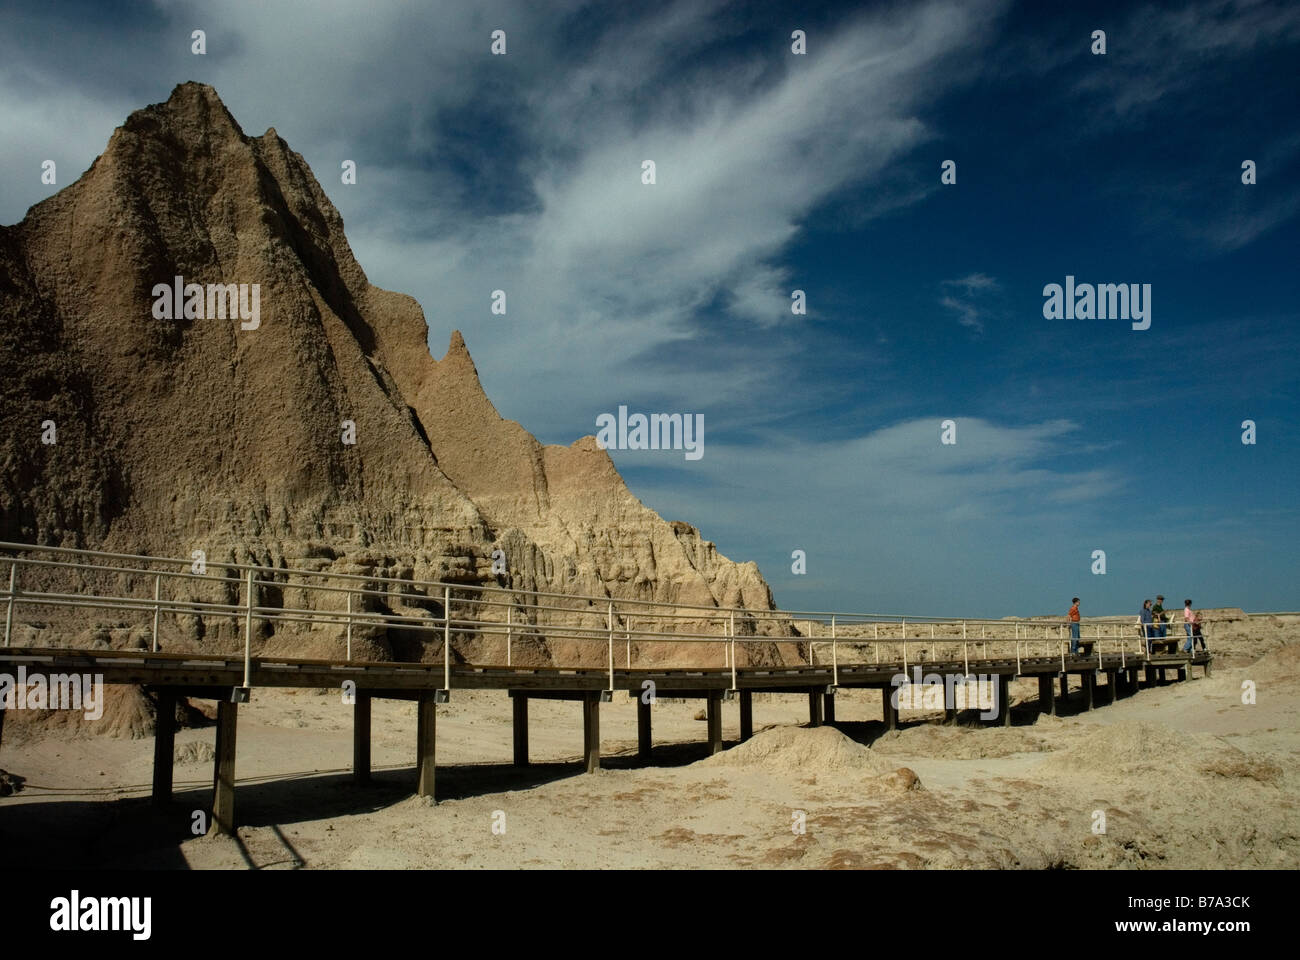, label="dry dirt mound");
[1245,641,1300,678]
[1038,719,1282,784]
[871,723,1048,760]
[3,686,212,742]
[174,740,216,764]
[700,725,920,792]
